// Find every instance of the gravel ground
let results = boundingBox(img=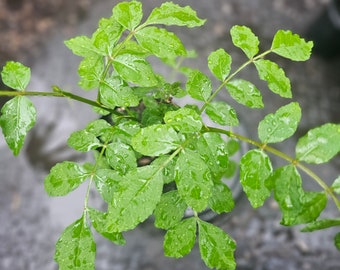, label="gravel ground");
[1,0,340,269]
